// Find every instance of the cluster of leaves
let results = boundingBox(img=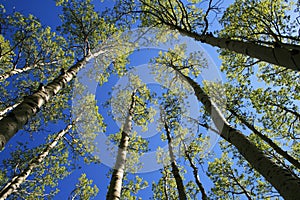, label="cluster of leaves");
[69,173,99,200]
[207,140,281,199]
[1,0,300,199]
[0,140,71,199]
